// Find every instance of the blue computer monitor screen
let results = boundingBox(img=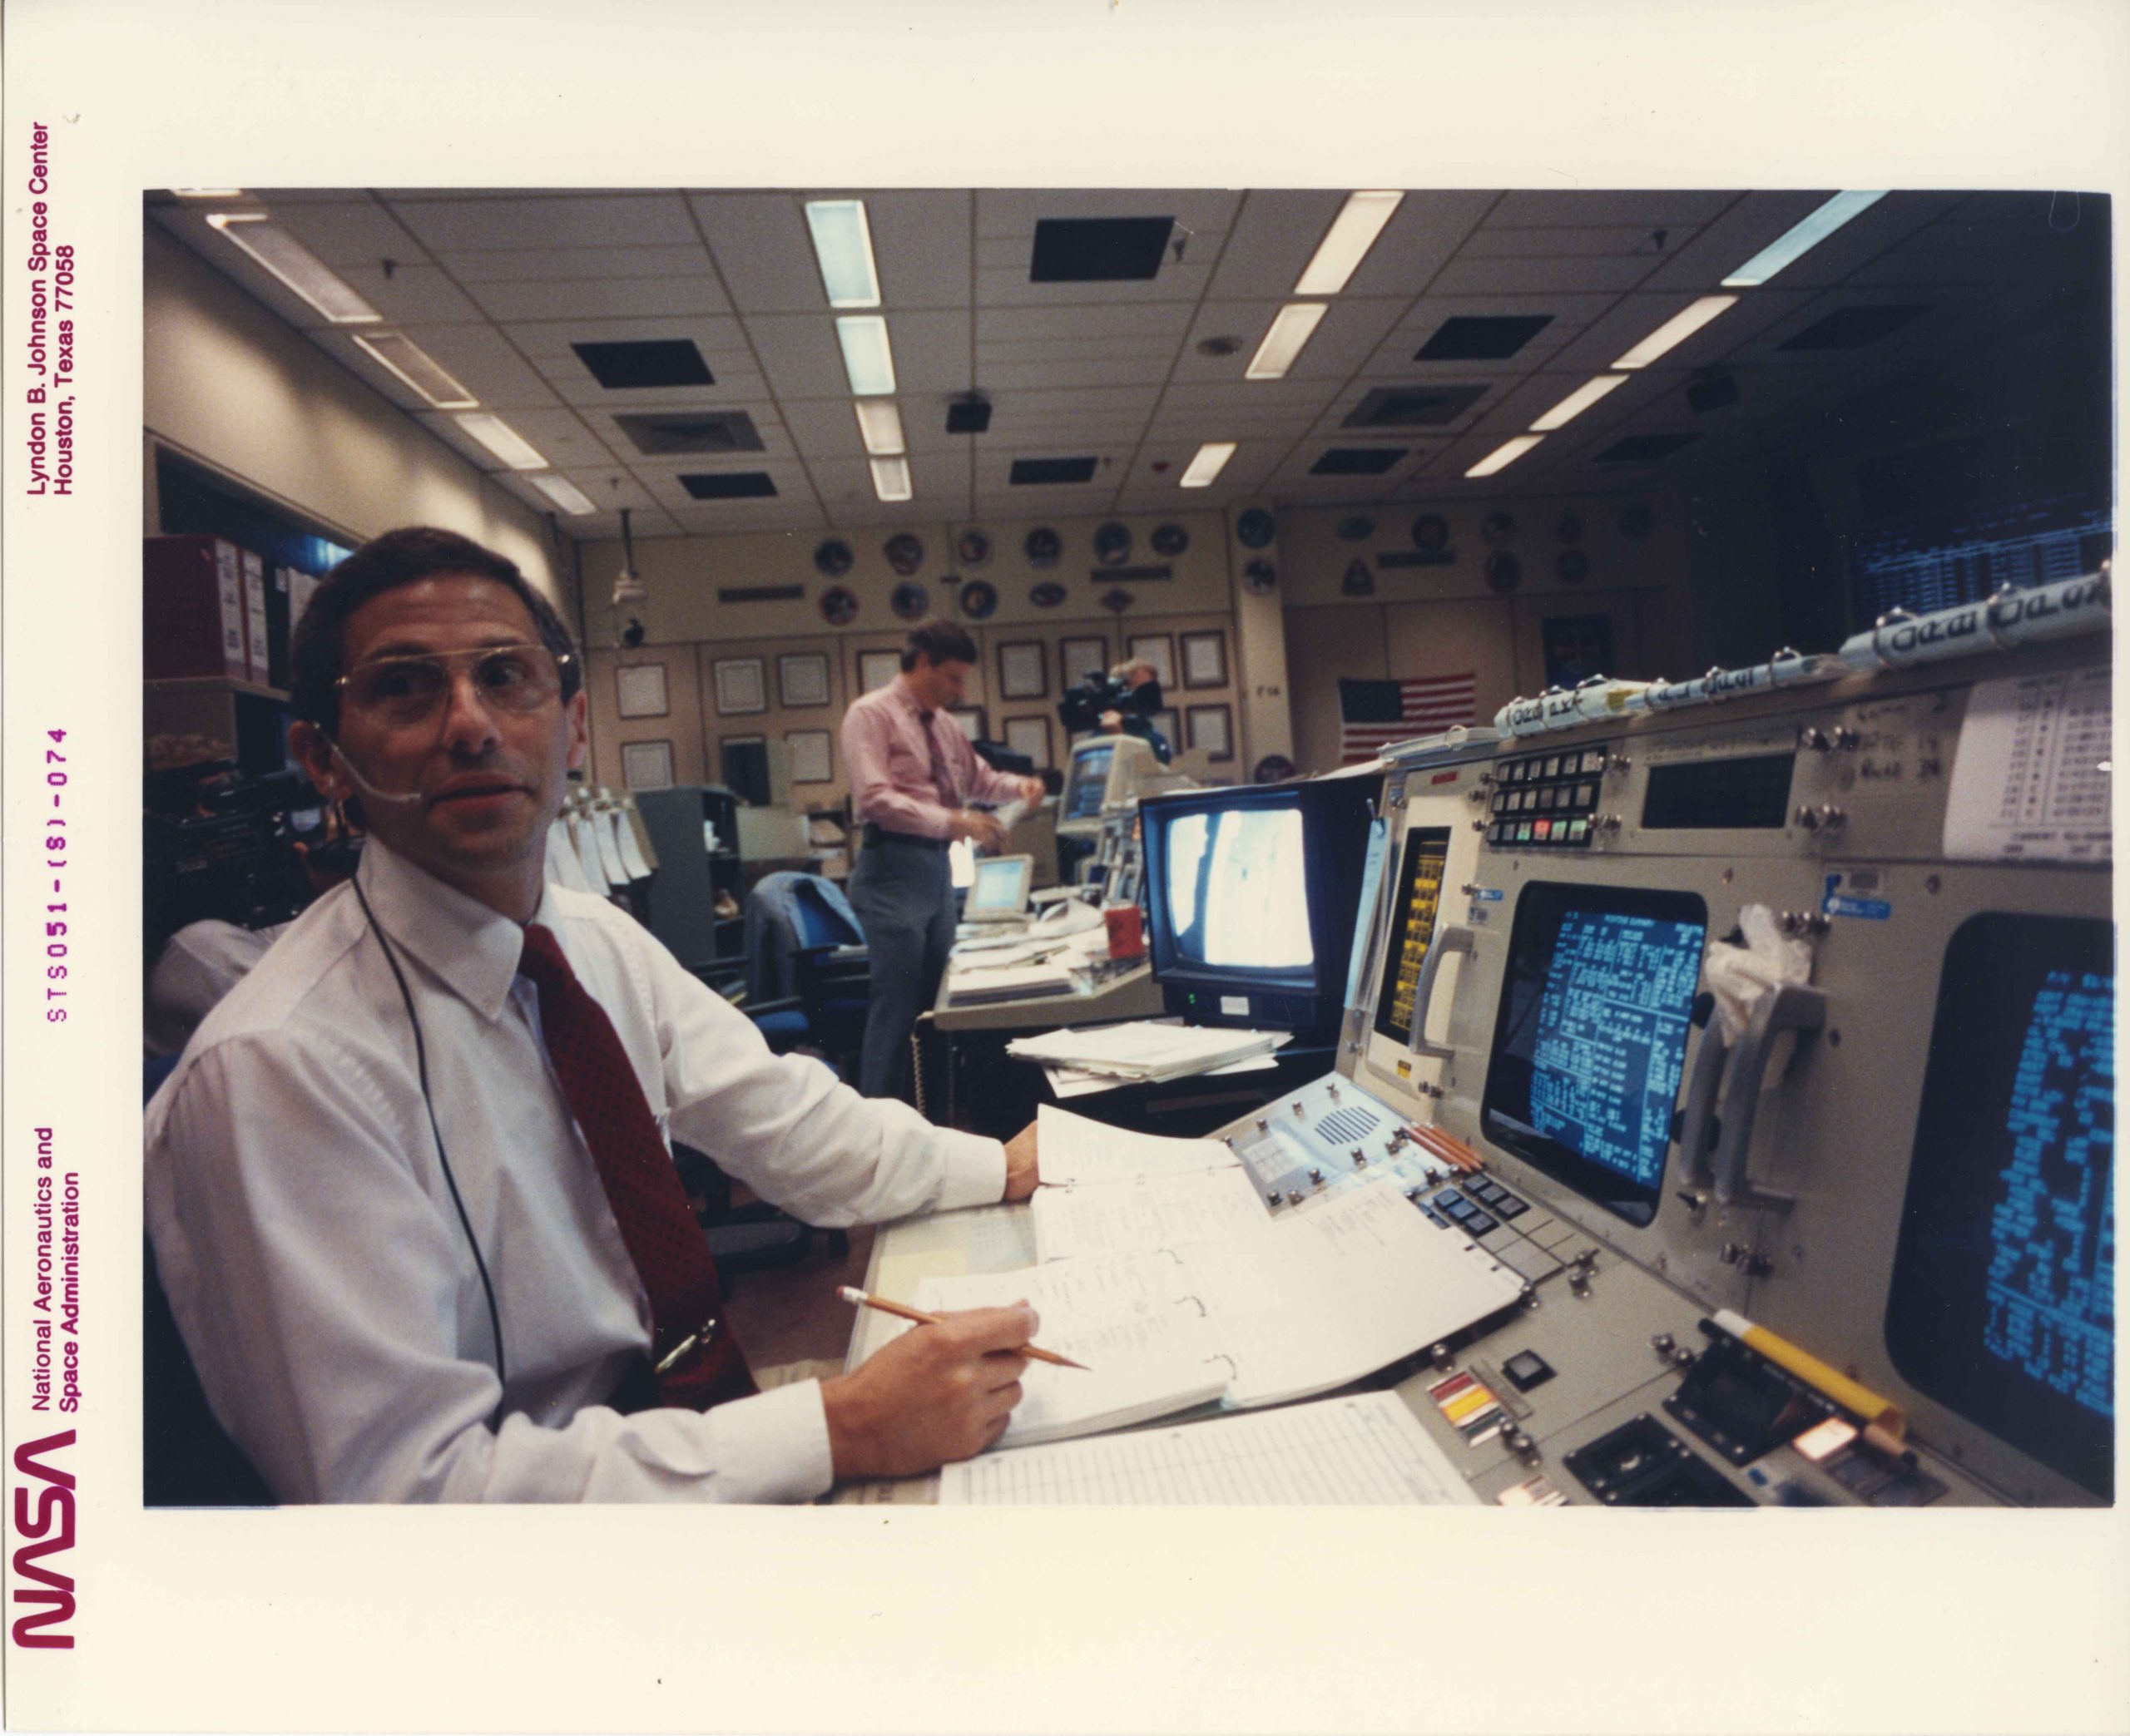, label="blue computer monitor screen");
[1064,744,1115,820]
[1159,806,1312,972]
[1481,883,1706,1225]
[1885,912,2113,1498]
